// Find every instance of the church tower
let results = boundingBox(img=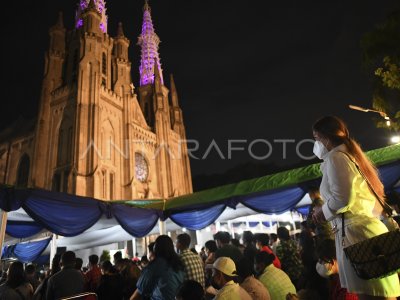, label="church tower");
[26,0,192,200]
[136,0,192,197]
